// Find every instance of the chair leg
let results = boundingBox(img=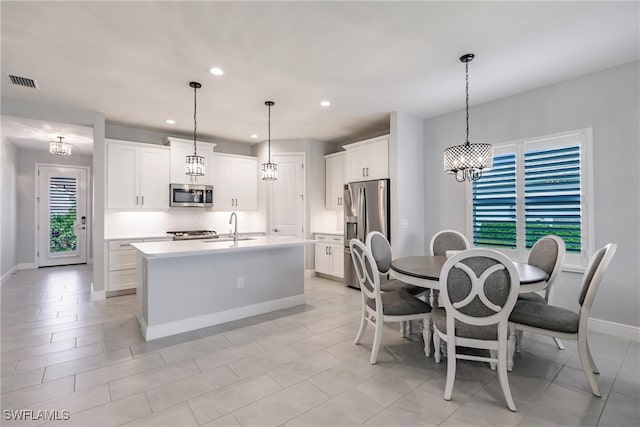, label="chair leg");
[497,342,517,412]
[515,329,523,353]
[407,321,413,336]
[433,330,441,363]
[578,334,601,397]
[553,337,565,350]
[400,321,407,338]
[370,315,384,365]
[586,341,600,374]
[507,330,516,372]
[422,318,431,358]
[444,338,456,400]
[354,311,368,345]
[489,350,497,370]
